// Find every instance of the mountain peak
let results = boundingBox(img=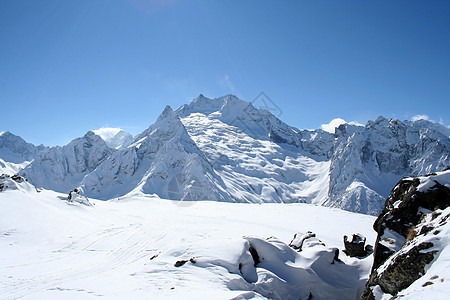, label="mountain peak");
[157,105,176,122]
[176,94,248,118]
[92,128,133,149]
